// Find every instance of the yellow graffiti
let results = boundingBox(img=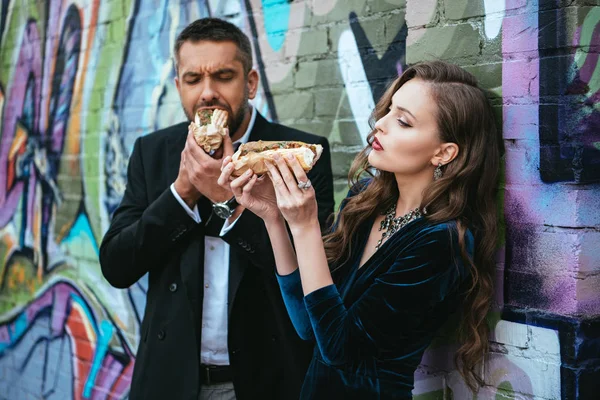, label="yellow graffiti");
[6,260,41,296]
